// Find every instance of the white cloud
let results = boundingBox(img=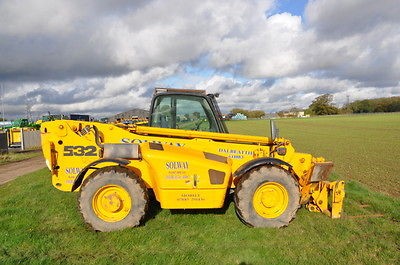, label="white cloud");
[304,0,400,86]
[209,13,310,78]
[305,0,400,38]
[0,1,77,36]
[0,0,399,119]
